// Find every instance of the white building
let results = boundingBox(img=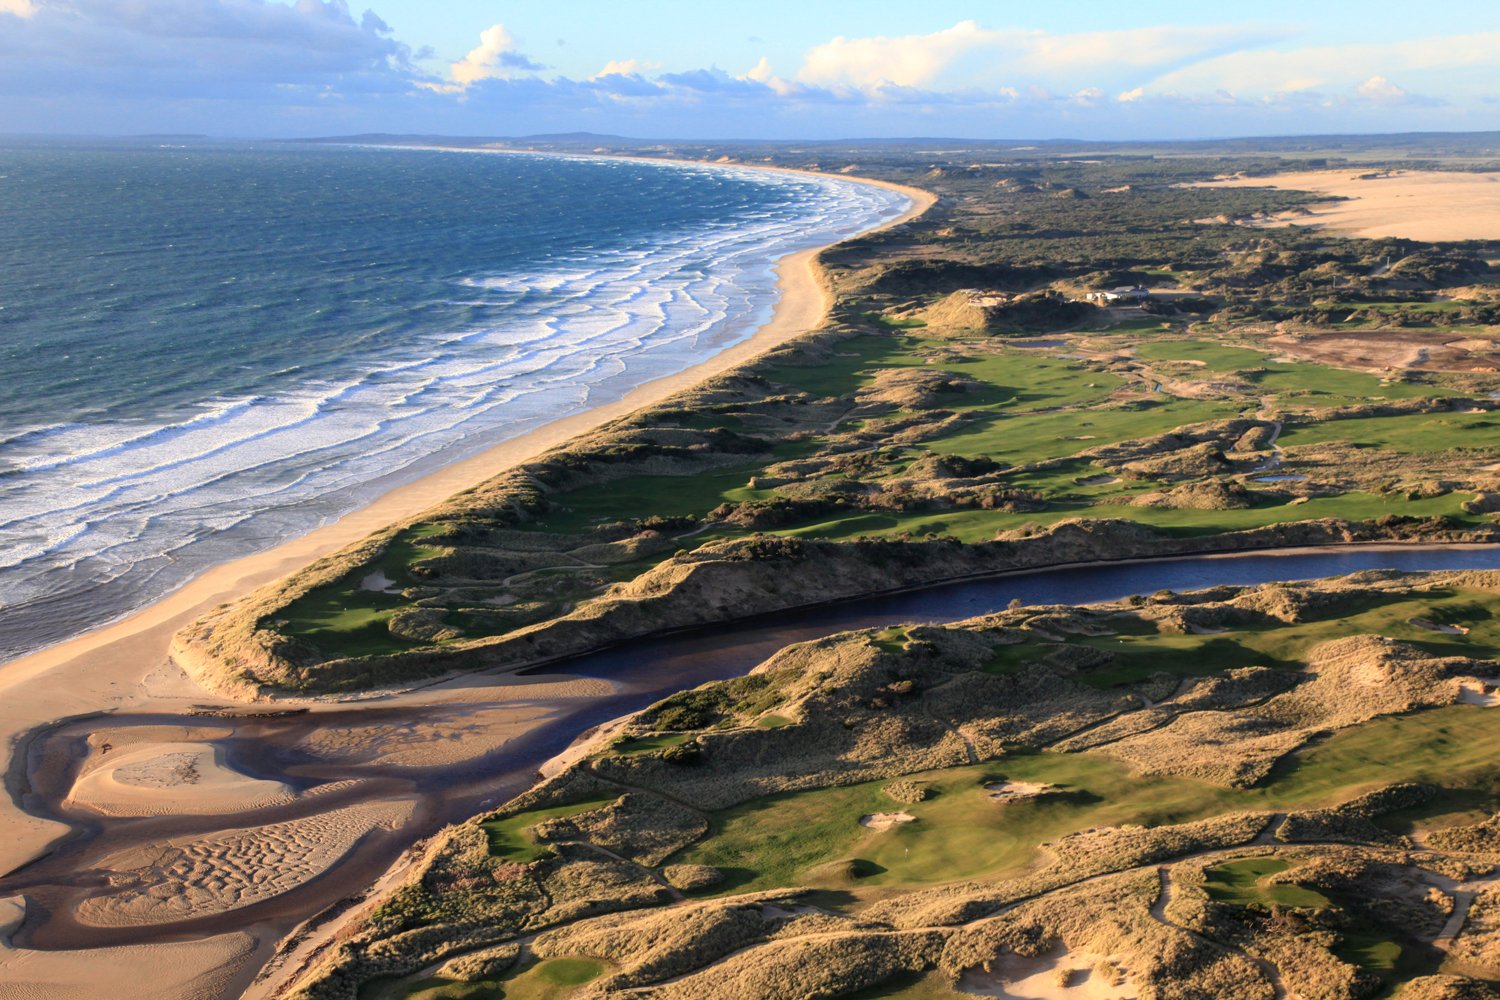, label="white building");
[1085,285,1151,304]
